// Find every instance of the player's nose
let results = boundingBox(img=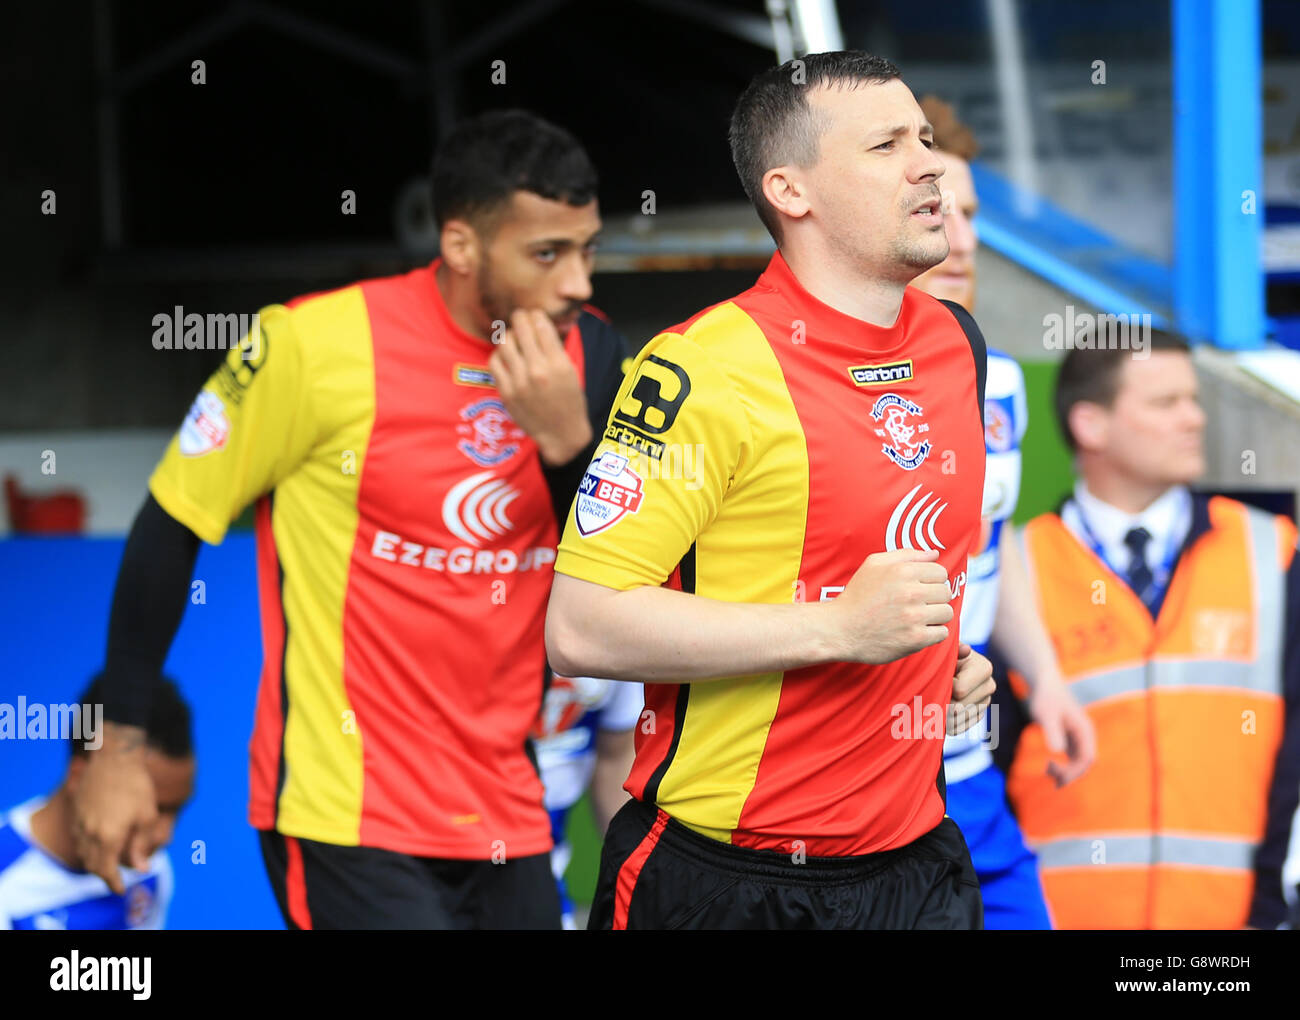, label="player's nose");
[912,141,945,185]
[557,257,593,304]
